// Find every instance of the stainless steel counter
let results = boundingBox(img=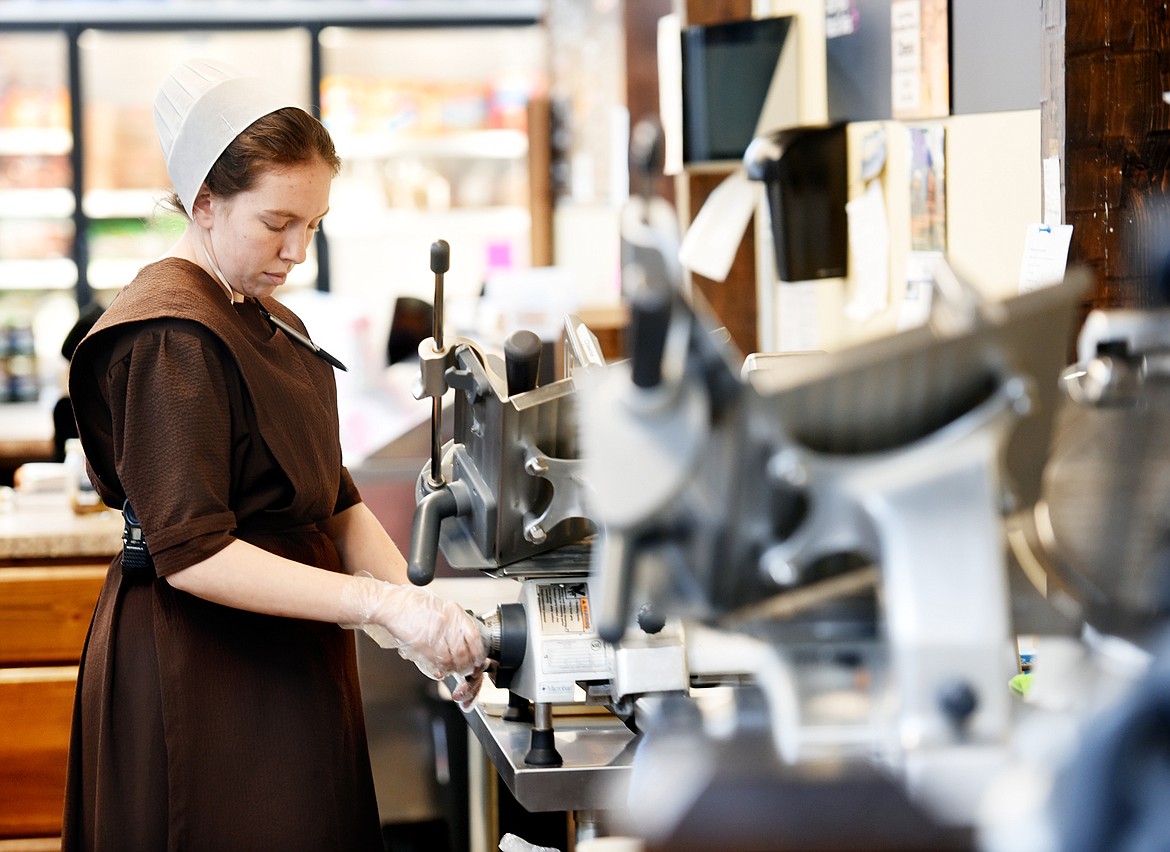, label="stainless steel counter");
[463,698,636,813]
